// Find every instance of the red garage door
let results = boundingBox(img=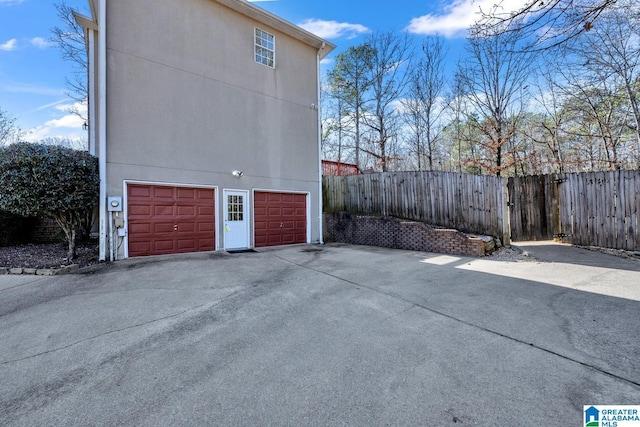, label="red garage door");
[254,192,307,247]
[128,184,215,257]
